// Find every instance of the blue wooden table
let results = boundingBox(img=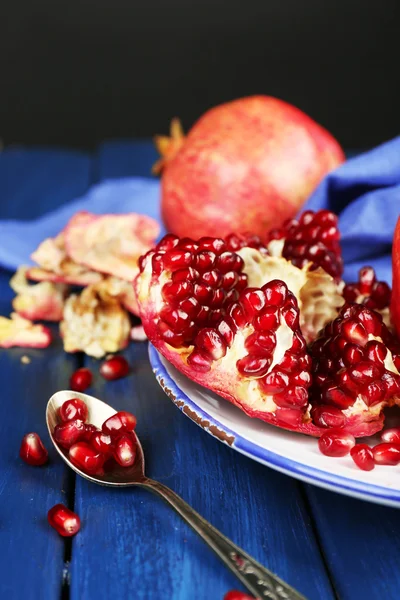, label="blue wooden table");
[0,142,399,600]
